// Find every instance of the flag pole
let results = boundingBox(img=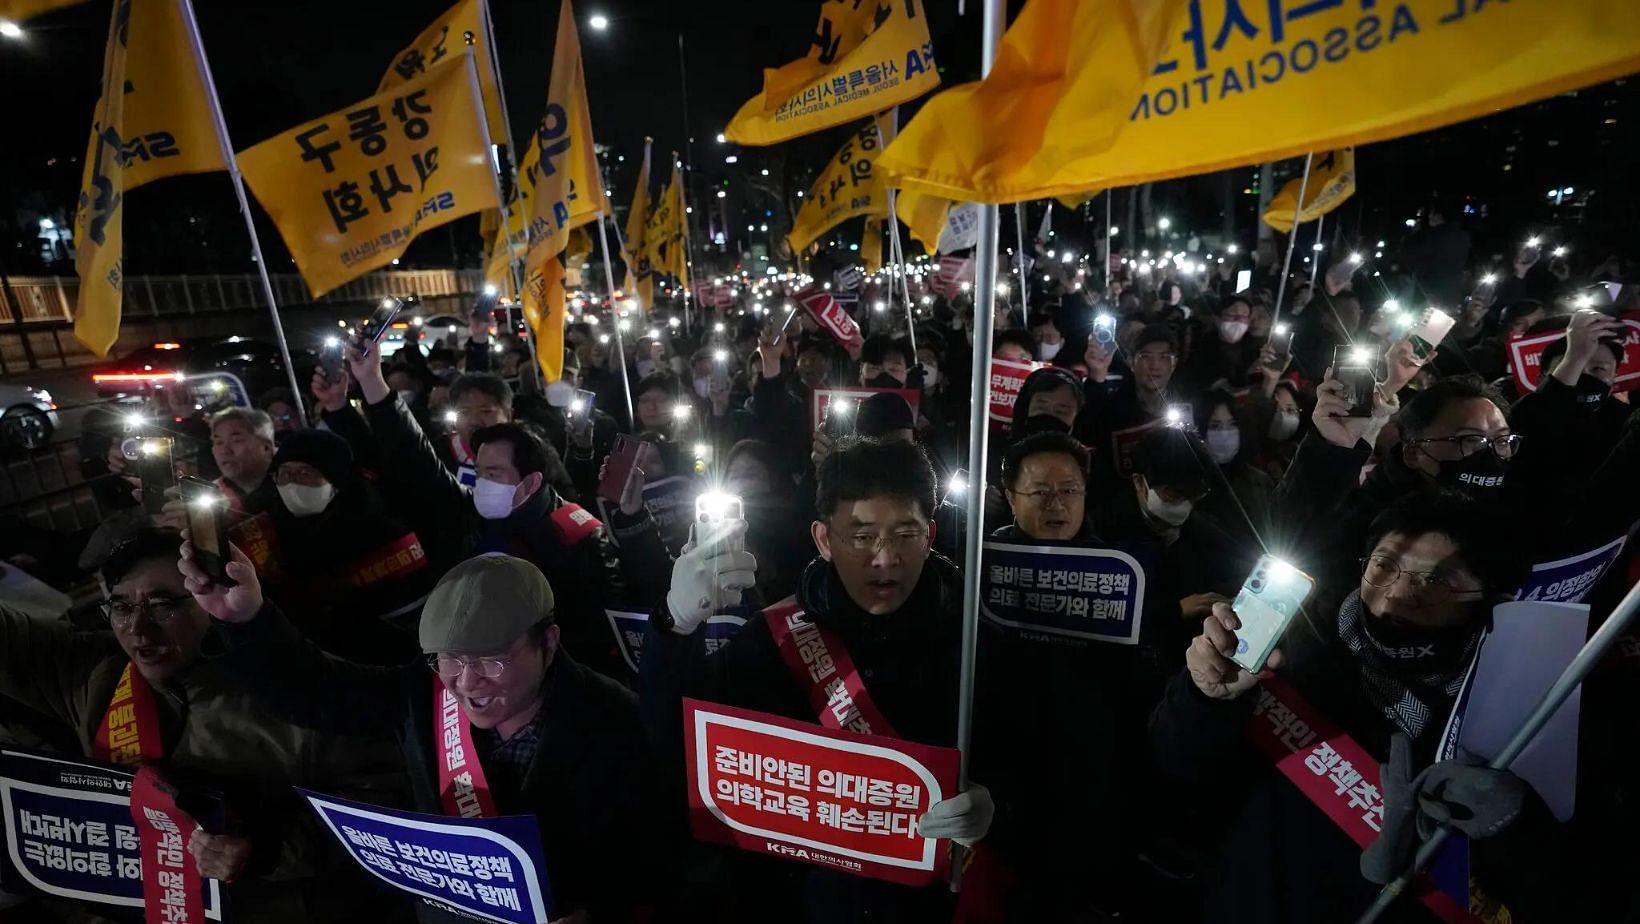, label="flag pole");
[673,152,696,338]
[1308,212,1325,287]
[1103,189,1114,291]
[176,0,307,425]
[1357,577,1640,924]
[676,35,698,336]
[1269,152,1314,331]
[478,0,533,315]
[1013,202,1029,326]
[881,109,916,357]
[953,0,1006,891]
[596,211,637,424]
